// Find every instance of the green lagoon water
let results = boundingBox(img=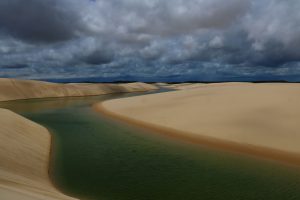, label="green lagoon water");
[1,93,300,200]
